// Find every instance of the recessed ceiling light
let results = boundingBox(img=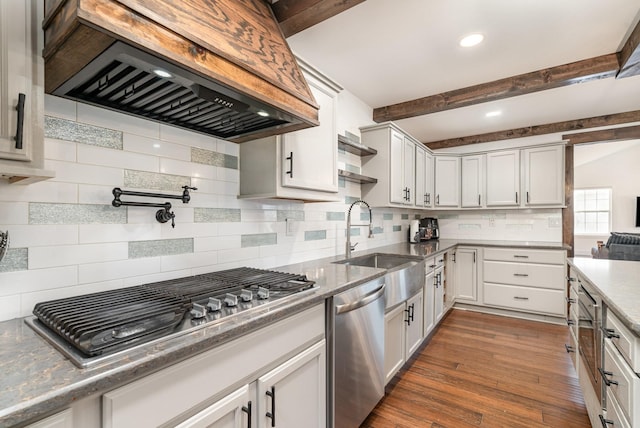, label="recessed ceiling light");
[152,68,173,78]
[485,110,502,118]
[256,110,270,117]
[459,33,484,48]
